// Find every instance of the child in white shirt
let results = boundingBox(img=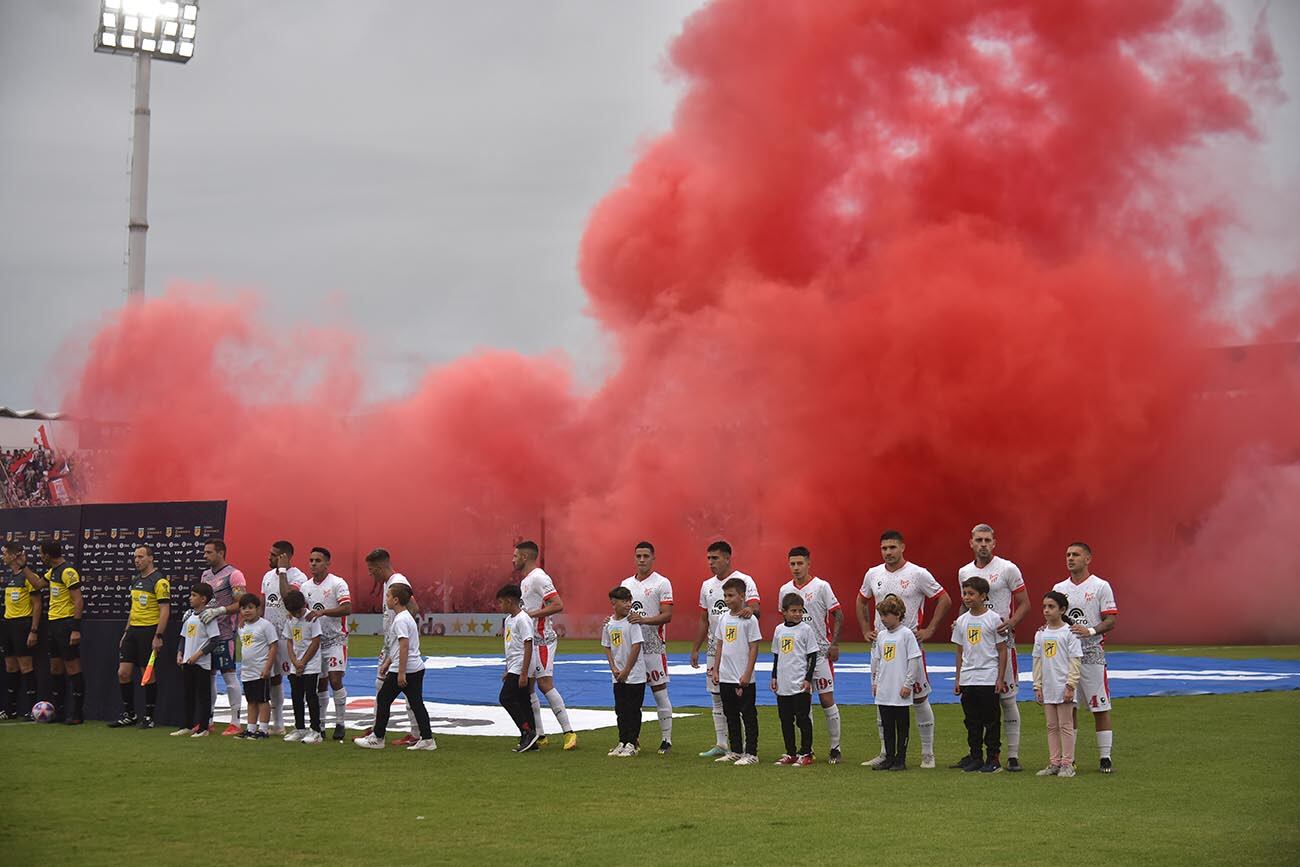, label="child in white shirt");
[1033,590,1083,777]
[869,594,922,770]
[601,586,646,757]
